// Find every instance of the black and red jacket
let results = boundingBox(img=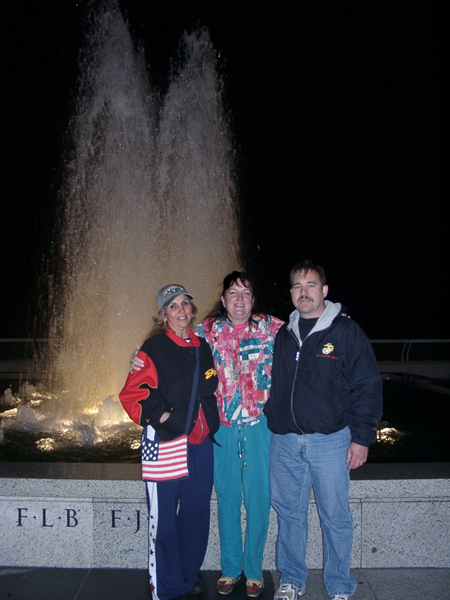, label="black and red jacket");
[119,328,219,442]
